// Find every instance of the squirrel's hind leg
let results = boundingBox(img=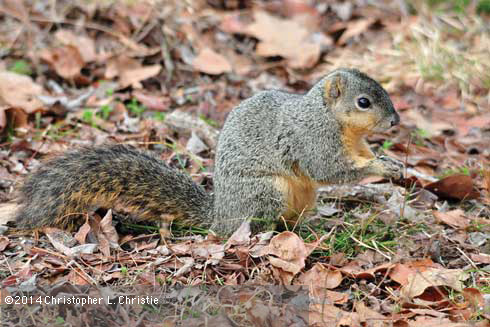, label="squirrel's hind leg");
[212,176,286,236]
